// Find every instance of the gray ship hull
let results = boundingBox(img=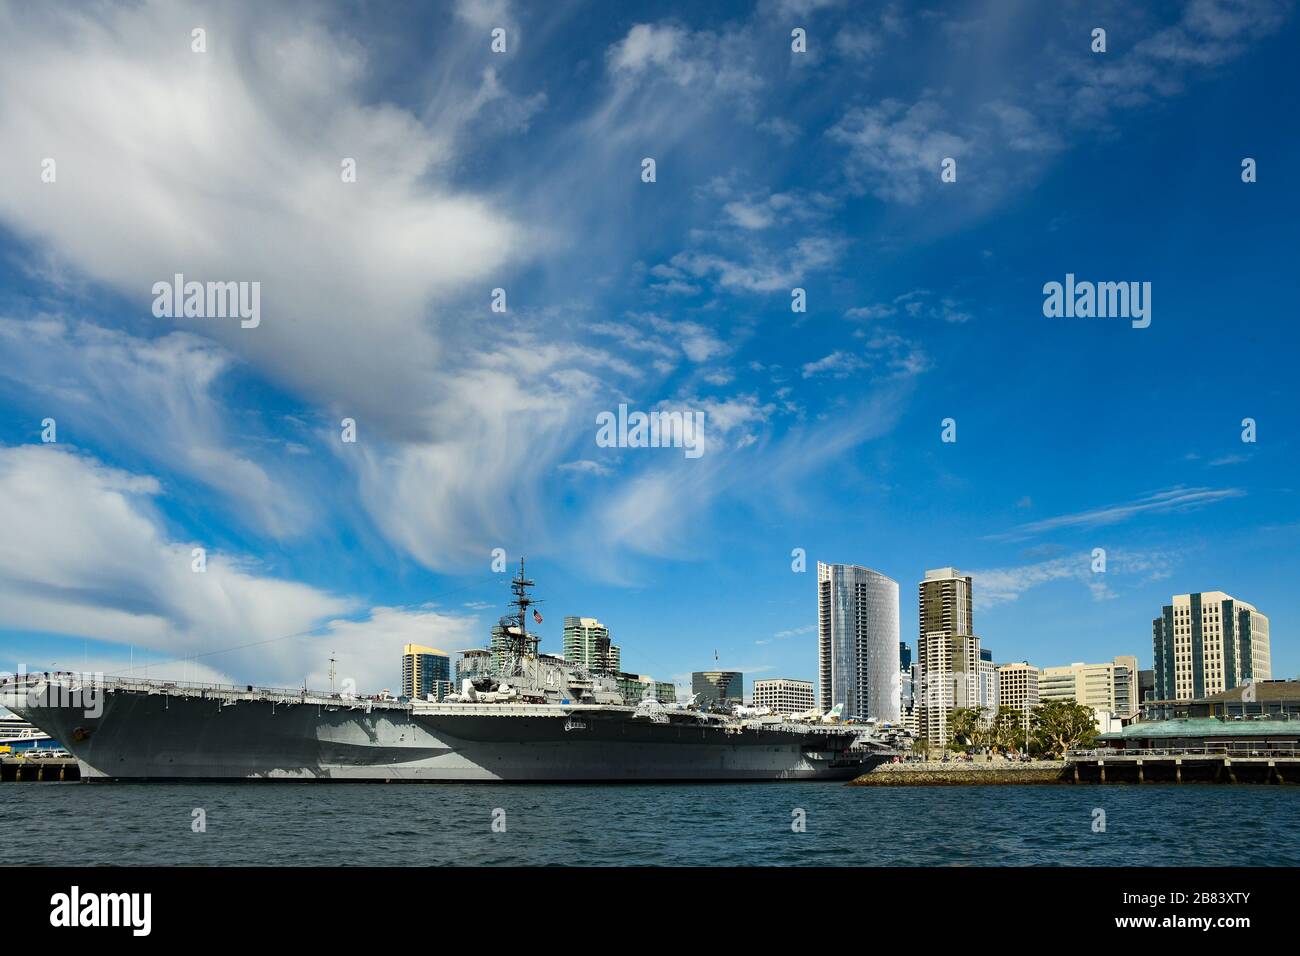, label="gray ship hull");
[3,681,879,782]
